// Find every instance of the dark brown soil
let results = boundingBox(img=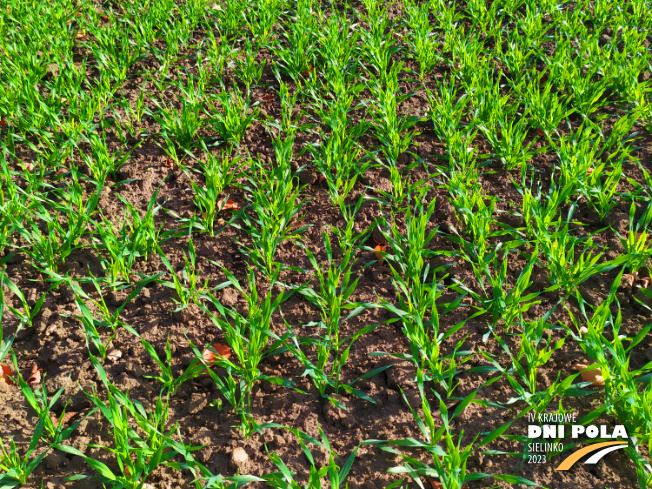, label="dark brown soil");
[1,1,651,489]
